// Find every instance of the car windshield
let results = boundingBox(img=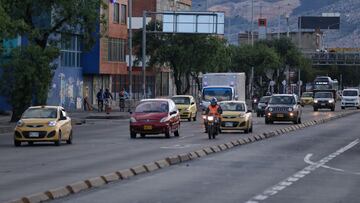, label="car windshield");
[135,101,169,113]
[220,103,245,112]
[343,90,358,96]
[302,92,313,97]
[314,92,333,98]
[22,108,58,119]
[259,97,270,103]
[172,97,190,105]
[269,96,295,105]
